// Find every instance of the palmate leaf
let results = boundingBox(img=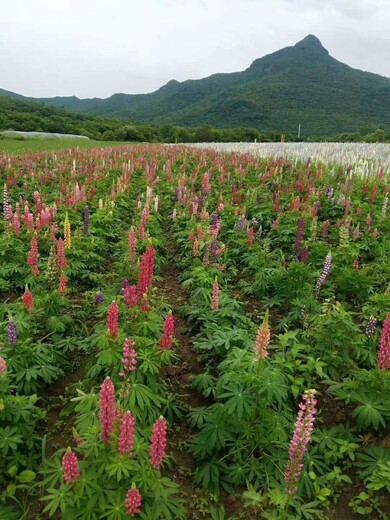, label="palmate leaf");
[352,395,390,429]
[42,485,69,516]
[218,383,253,420]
